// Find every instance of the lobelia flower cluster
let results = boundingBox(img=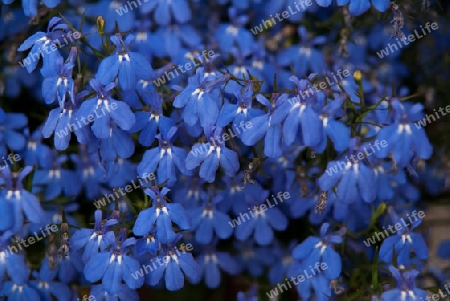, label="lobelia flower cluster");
[0,0,449,301]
